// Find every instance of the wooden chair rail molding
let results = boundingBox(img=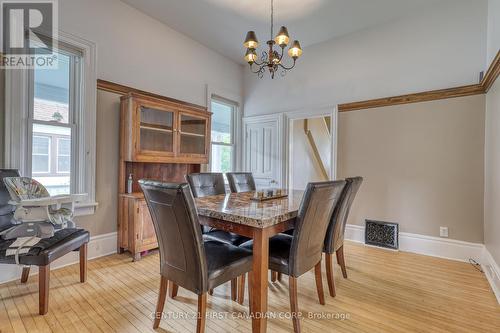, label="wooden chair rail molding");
[338,50,500,112]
